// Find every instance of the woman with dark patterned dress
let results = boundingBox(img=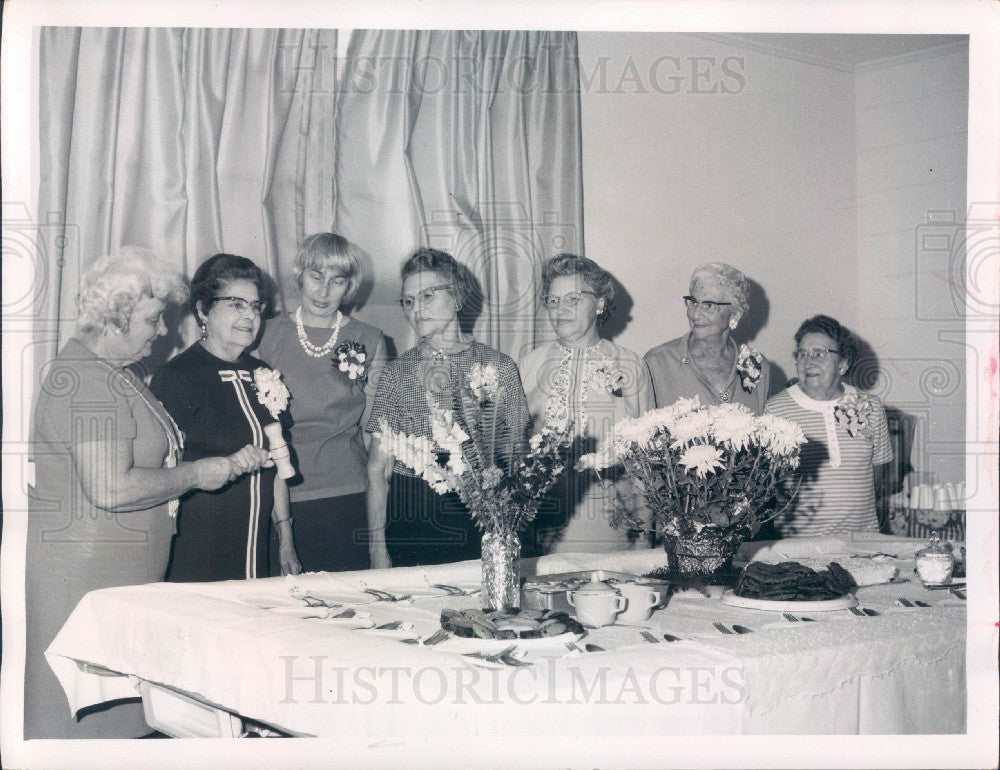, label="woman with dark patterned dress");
[365,248,530,569]
[151,254,302,581]
[255,233,387,572]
